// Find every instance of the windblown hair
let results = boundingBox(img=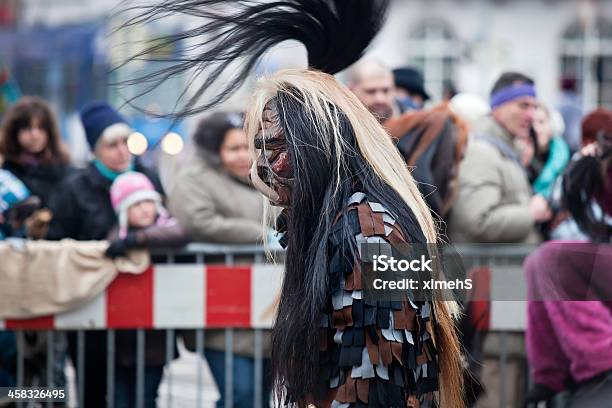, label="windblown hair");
[117,0,389,116]
[245,69,463,407]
